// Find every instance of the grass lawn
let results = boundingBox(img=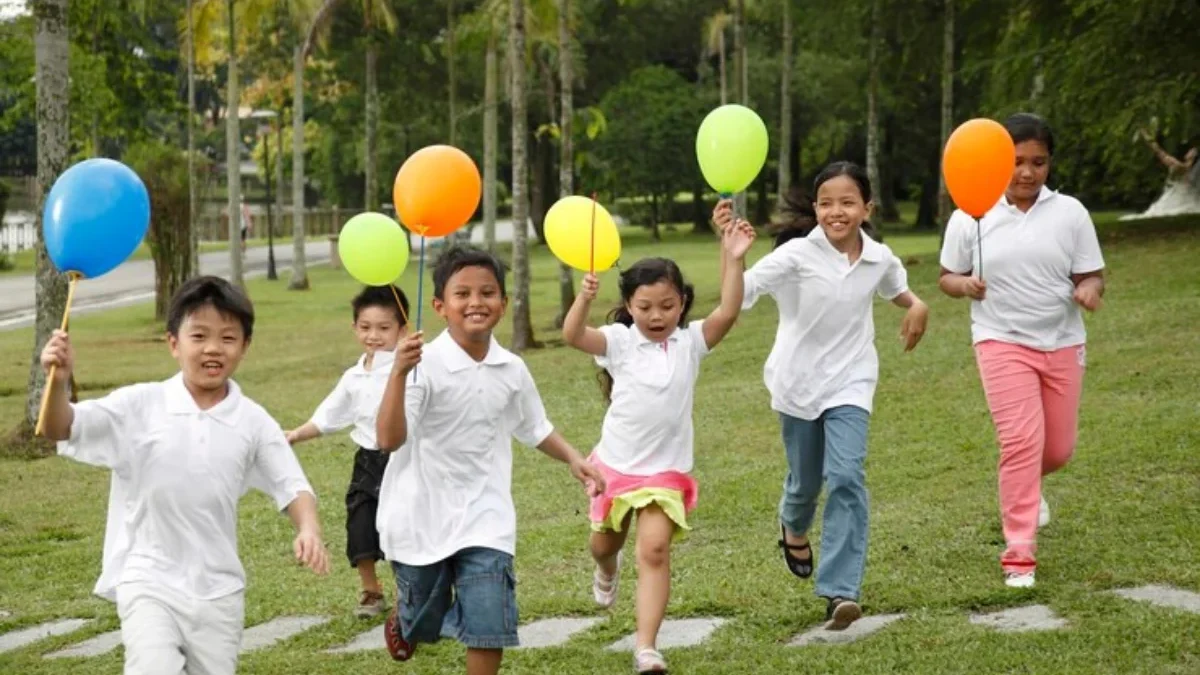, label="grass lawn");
[1,226,1198,674]
[0,239,280,277]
